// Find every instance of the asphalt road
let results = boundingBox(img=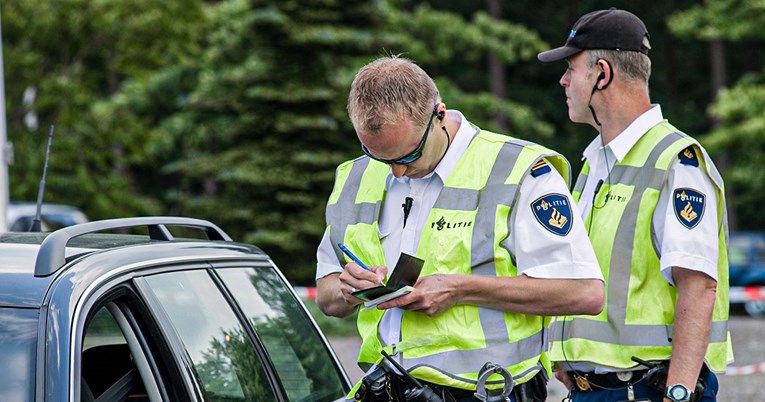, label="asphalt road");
[328,314,764,401]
